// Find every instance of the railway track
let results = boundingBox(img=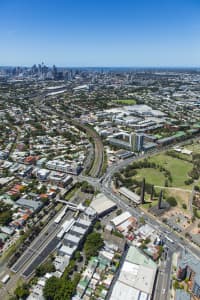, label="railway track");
[72,121,104,177]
